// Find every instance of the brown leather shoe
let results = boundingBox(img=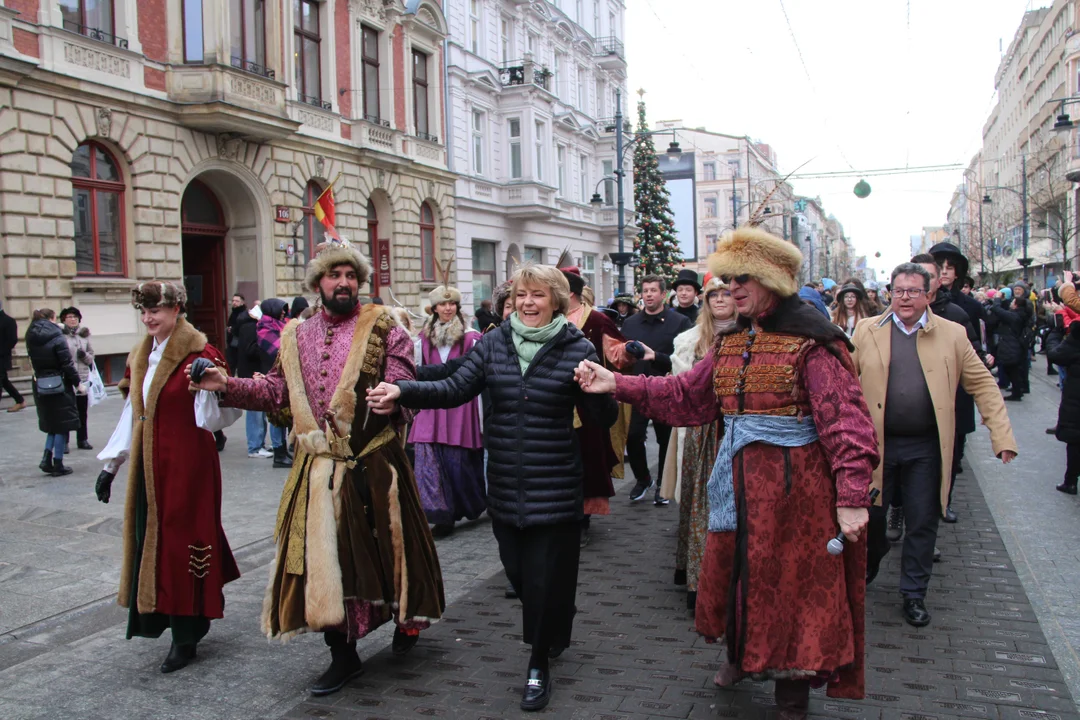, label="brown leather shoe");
[774,679,810,720]
[7,401,25,413]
